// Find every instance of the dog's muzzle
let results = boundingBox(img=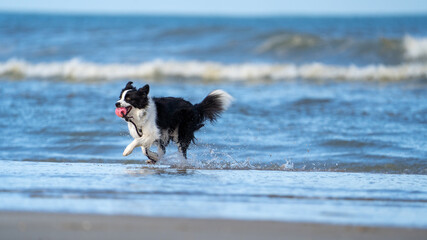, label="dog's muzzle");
[115,106,132,118]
